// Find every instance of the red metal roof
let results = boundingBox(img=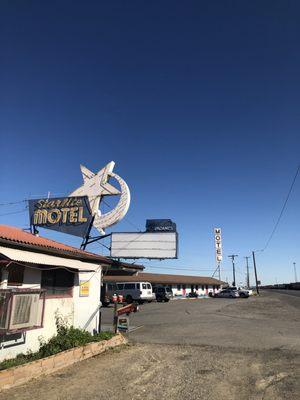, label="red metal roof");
[0,224,111,262]
[104,272,225,286]
[0,225,144,270]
